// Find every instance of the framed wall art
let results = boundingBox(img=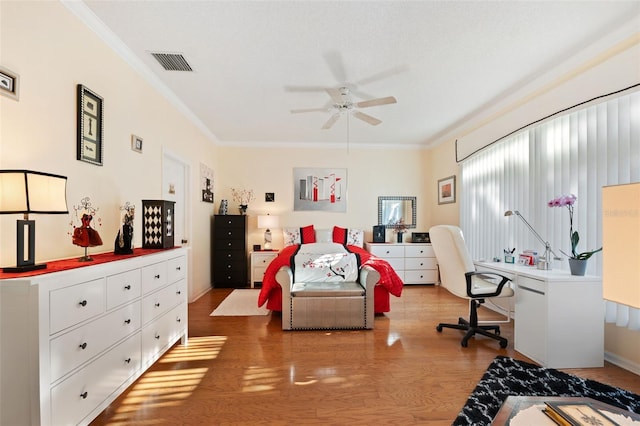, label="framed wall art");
[0,66,19,101]
[293,167,347,212]
[131,134,143,153]
[77,84,104,166]
[437,175,456,205]
[200,163,214,203]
